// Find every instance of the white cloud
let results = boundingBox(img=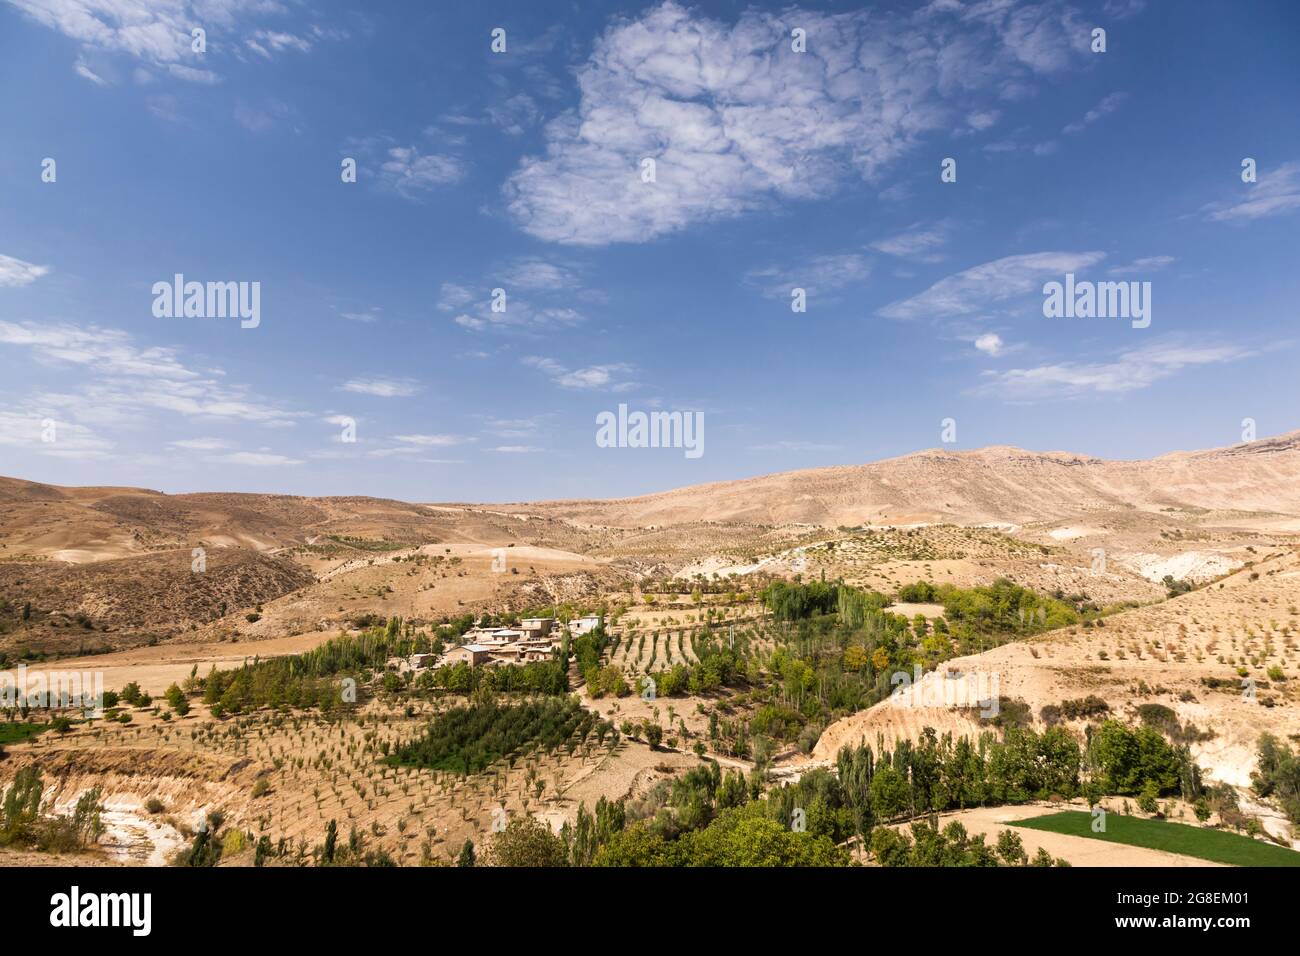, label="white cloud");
[170,437,232,451]
[485,93,541,136]
[9,0,315,84]
[523,356,637,391]
[340,378,420,398]
[0,320,197,379]
[379,146,466,199]
[974,332,1005,356]
[453,303,583,333]
[436,283,475,312]
[1109,255,1175,275]
[246,29,312,59]
[166,62,217,84]
[0,409,112,459]
[745,253,871,300]
[218,451,303,467]
[234,98,292,132]
[503,1,1090,245]
[74,56,107,84]
[492,445,542,454]
[0,320,301,426]
[391,434,473,447]
[498,258,580,293]
[1062,92,1128,134]
[482,415,548,438]
[869,222,952,262]
[1103,0,1147,18]
[440,262,593,333]
[975,339,1256,400]
[339,309,380,323]
[1202,160,1300,223]
[0,253,50,287]
[0,320,308,464]
[879,251,1107,320]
